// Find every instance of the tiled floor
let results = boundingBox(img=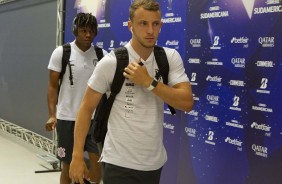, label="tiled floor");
[0,132,61,184]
